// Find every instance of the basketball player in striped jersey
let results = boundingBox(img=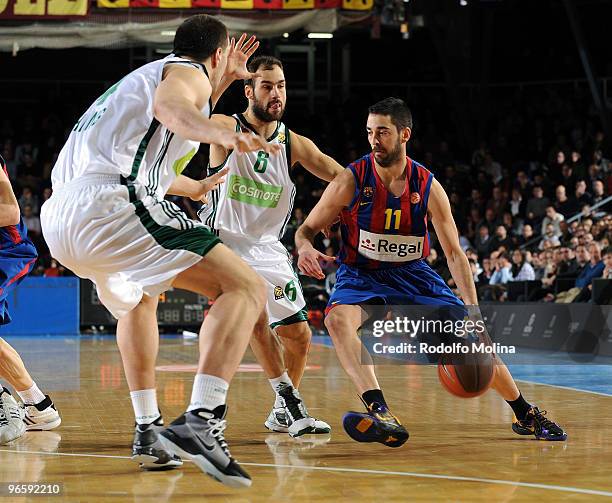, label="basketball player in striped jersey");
[199,56,343,436]
[41,16,280,488]
[0,155,61,445]
[296,98,566,446]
